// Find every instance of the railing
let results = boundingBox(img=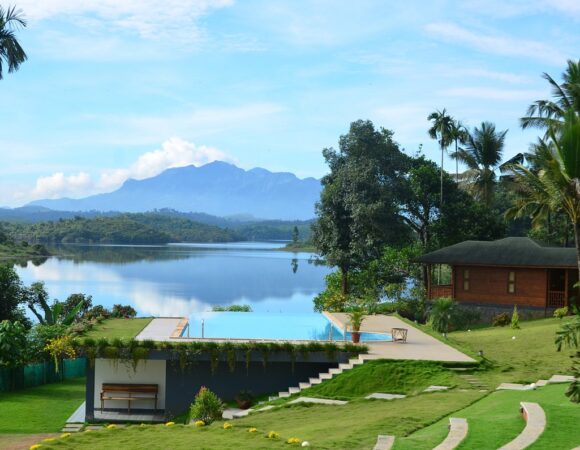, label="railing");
[547,290,567,308]
[430,284,453,299]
